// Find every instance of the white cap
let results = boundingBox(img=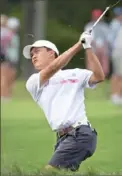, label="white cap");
[23,40,59,59]
[7,17,20,30]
